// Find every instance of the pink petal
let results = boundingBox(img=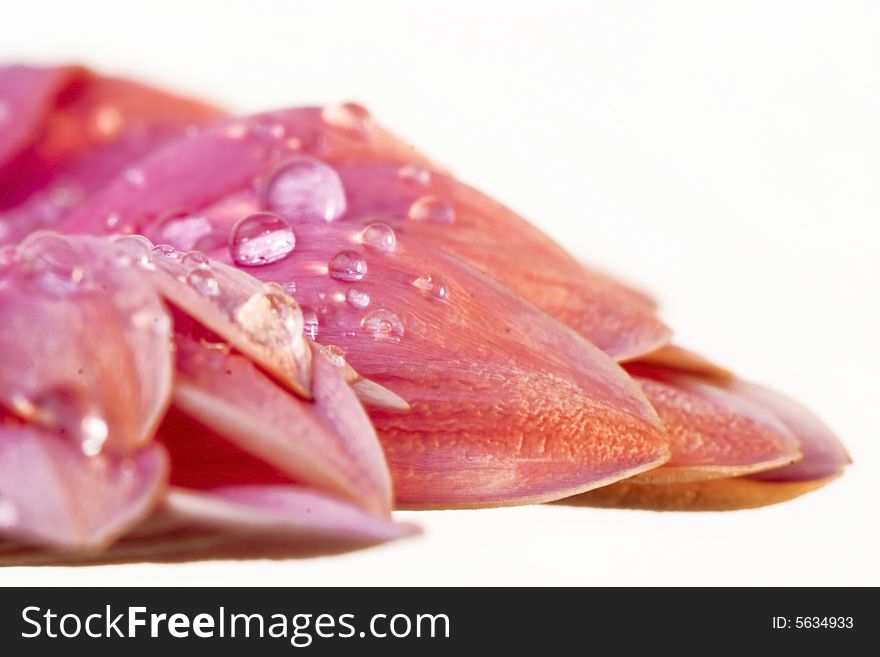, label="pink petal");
[0,423,167,550]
